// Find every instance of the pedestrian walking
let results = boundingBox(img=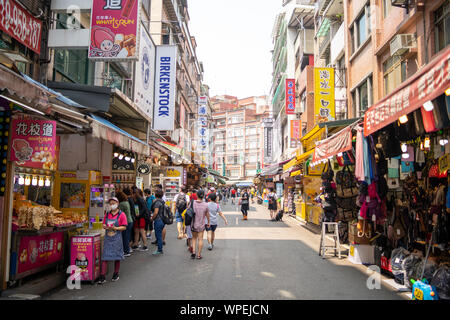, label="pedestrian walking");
[191,189,210,260]
[267,188,278,221]
[173,186,189,239]
[231,187,236,204]
[144,188,155,240]
[239,188,250,220]
[131,189,150,251]
[123,188,137,250]
[98,197,127,284]
[150,188,166,255]
[250,186,255,204]
[151,184,167,246]
[117,191,133,257]
[206,193,228,250]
